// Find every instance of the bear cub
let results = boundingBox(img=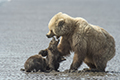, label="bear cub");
[21,37,65,72]
[39,37,66,71]
[21,54,47,72]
